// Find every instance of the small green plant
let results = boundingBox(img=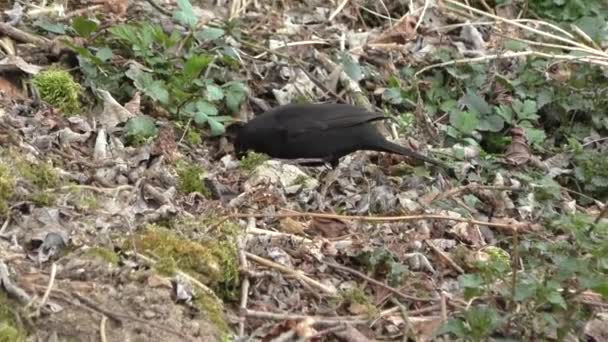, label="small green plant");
[239,151,268,172]
[124,116,159,146]
[33,68,82,115]
[68,0,248,137]
[334,287,379,317]
[0,164,15,214]
[176,160,210,197]
[353,247,409,287]
[16,159,59,206]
